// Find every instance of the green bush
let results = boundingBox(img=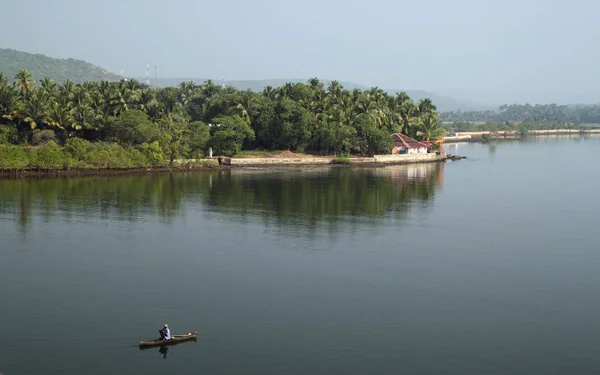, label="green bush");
[1,135,217,171]
[29,141,67,170]
[0,145,29,170]
[138,141,165,167]
[31,129,58,146]
[63,138,155,169]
